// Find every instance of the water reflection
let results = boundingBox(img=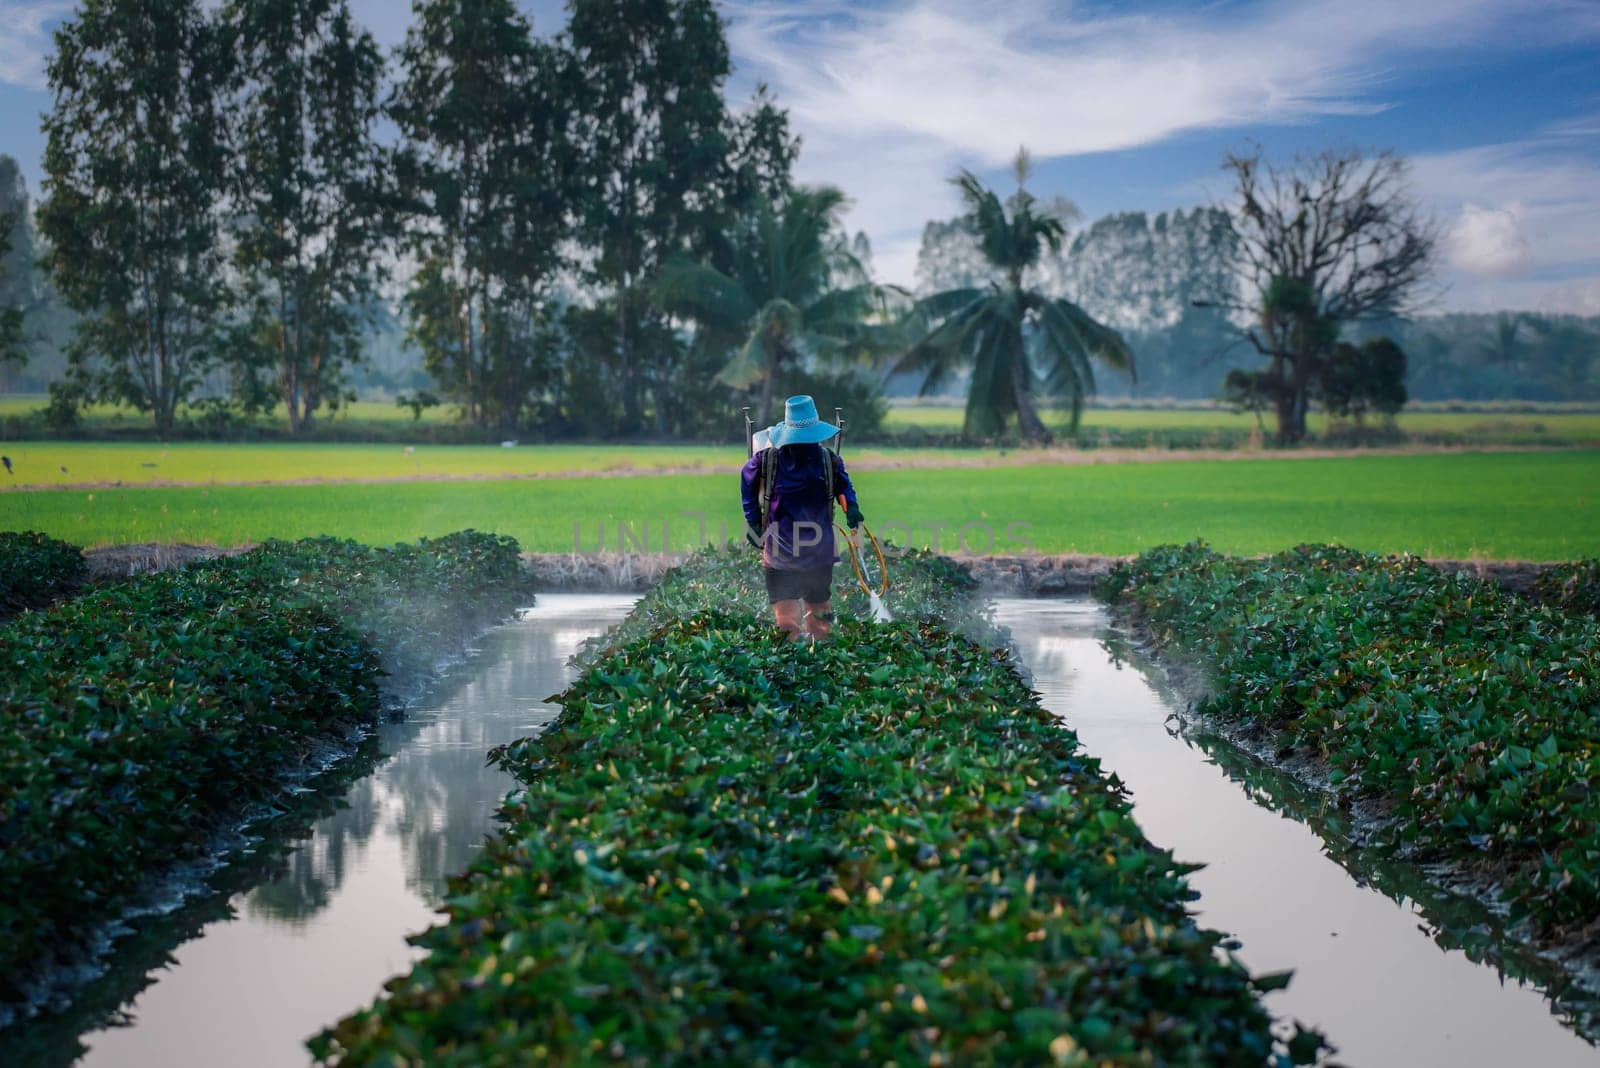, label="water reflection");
[22,594,1597,1067]
[995,597,1598,1068]
[64,595,636,1068]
